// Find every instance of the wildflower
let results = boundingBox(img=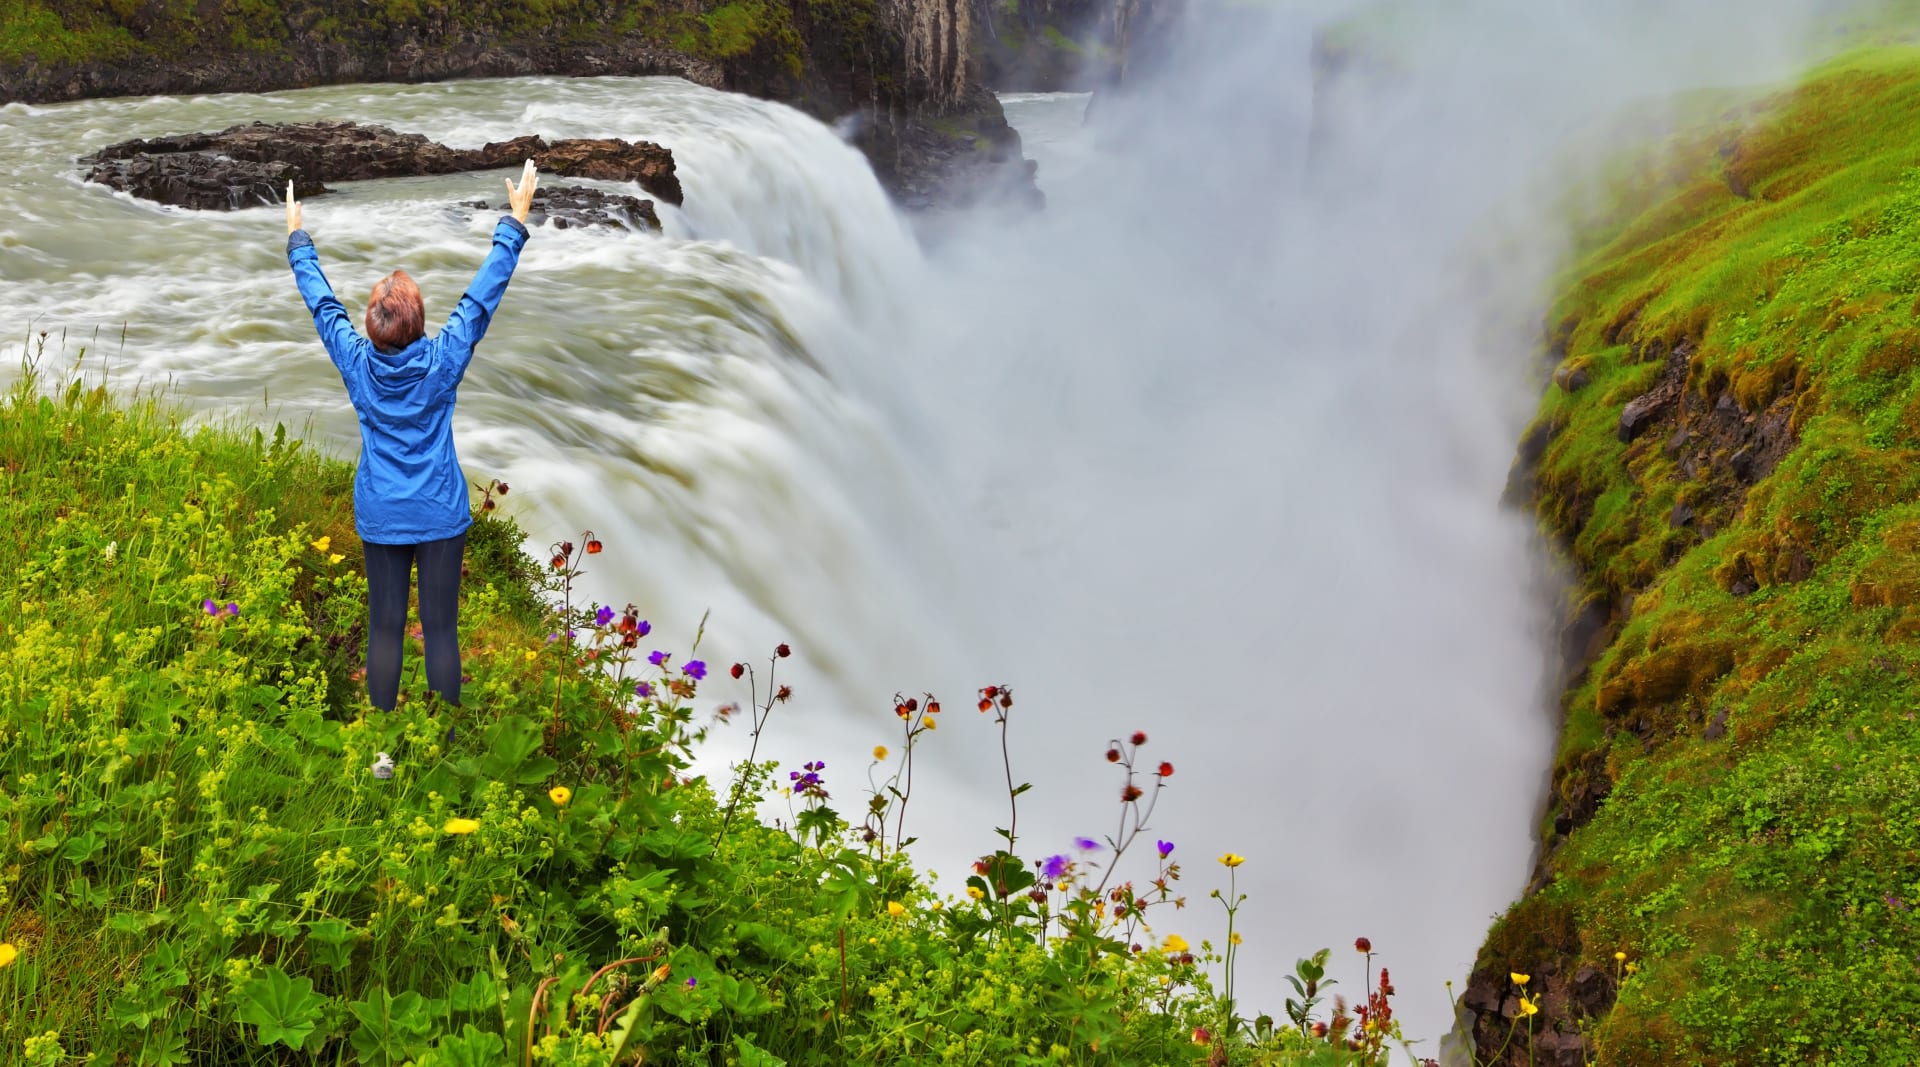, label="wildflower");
[311,536,331,552]
[585,537,603,554]
[1190,1026,1211,1045]
[632,619,651,638]
[1074,837,1100,851]
[1156,840,1175,858]
[1614,951,1627,962]
[886,901,906,918]
[683,660,707,680]
[1164,934,1190,953]
[1230,931,1243,946]
[1043,855,1070,880]
[1510,972,1530,987]
[685,977,697,989]
[102,540,116,561]
[651,964,671,984]
[0,943,16,967]
[549,786,572,806]
[1130,730,1147,746]
[525,650,537,662]
[926,700,940,714]
[370,752,395,780]
[1105,748,1121,763]
[966,886,985,901]
[1219,853,1245,868]
[731,663,745,679]
[594,605,615,627]
[202,598,218,615]
[1157,761,1174,777]
[1626,962,1639,974]
[923,716,935,730]
[1355,937,1371,953]
[649,650,668,667]
[1518,994,1539,1017]
[776,643,791,657]
[329,553,344,564]
[443,818,480,835]
[634,682,652,698]
[550,554,566,569]
[873,745,888,760]
[1122,784,1143,802]
[225,602,239,616]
